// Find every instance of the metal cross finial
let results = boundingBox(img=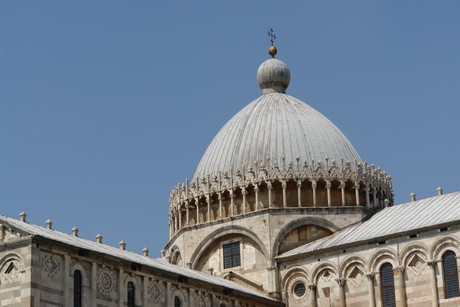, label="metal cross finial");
[267,28,276,46]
